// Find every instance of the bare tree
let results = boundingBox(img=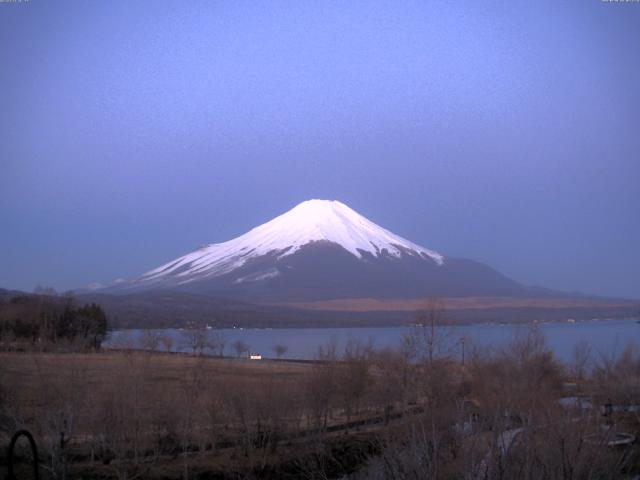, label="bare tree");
[339,337,374,423]
[481,408,632,480]
[223,375,300,473]
[356,418,450,480]
[139,330,161,352]
[405,297,456,364]
[180,325,210,355]
[305,339,339,431]
[31,353,89,480]
[272,343,288,359]
[594,340,640,428]
[571,339,592,384]
[109,330,135,350]
[233,339,249,359]
[176,357,209,480]
[160,334,174,353]
[89,353,151,480]
[472,326,562,430]
[355,358,459,480]
[209,331,227,357]
[370,347,412,420]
